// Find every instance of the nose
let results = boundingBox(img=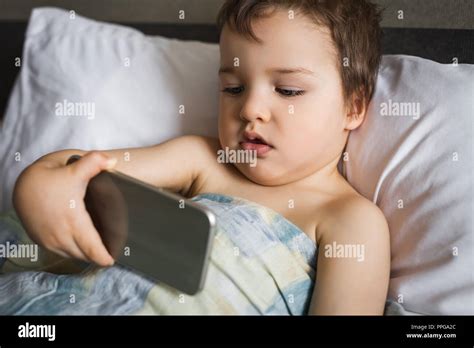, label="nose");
[239,91,271,123]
